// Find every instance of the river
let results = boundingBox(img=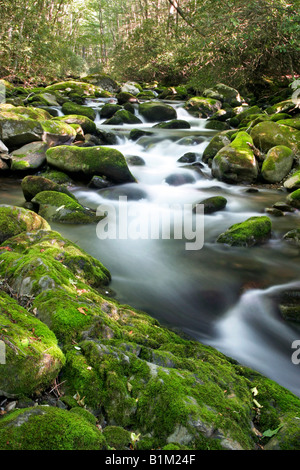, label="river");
[1,97,300,397]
